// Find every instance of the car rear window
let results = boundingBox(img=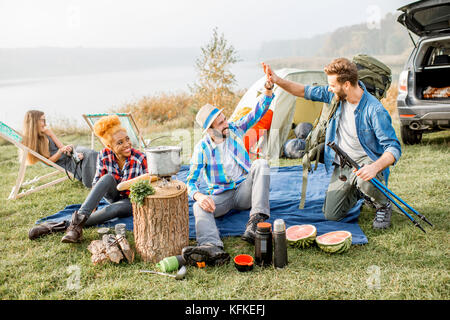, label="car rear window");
[414,6,450,32]
[424,46,450,66]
